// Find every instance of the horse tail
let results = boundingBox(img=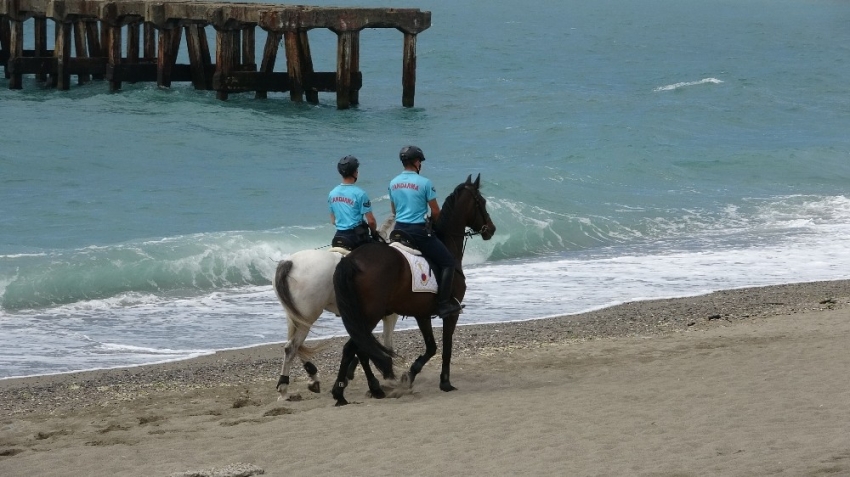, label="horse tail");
[334,256,396,378]
[274,260,318,360]
[275,260,304,320]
